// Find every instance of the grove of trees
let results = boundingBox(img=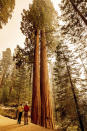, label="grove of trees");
[0,0,87,131]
